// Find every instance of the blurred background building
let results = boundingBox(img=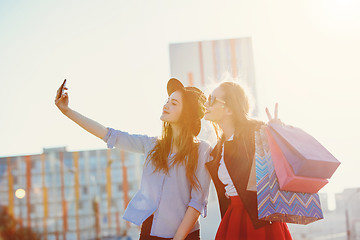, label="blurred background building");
[169,37,258,116]
[0,147,144,240]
